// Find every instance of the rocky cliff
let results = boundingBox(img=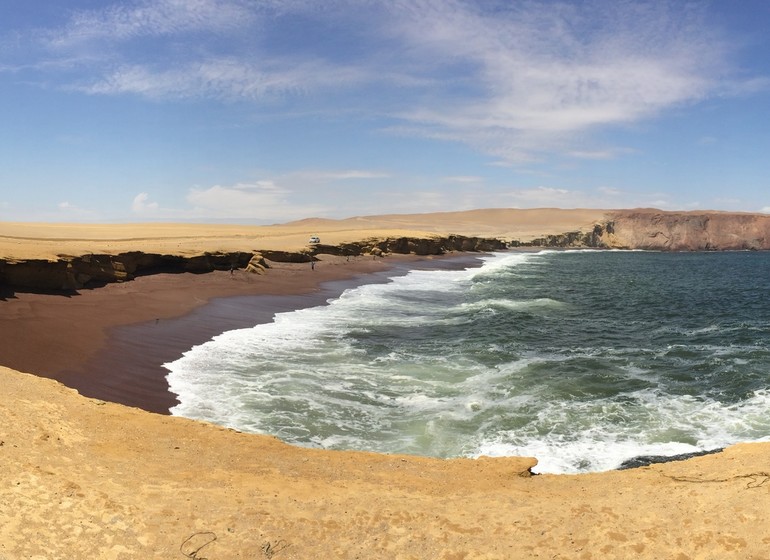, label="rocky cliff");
[599,210,770,251]
[0,234,507,293]
[4,211,769,292]
[521,210,770,251]
[0,251,255,292]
